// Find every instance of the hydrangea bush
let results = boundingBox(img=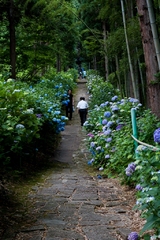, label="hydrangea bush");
[129,142,160,239]
[0,69,76,168]
[84,92,143,175]
[84,72,160,239]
